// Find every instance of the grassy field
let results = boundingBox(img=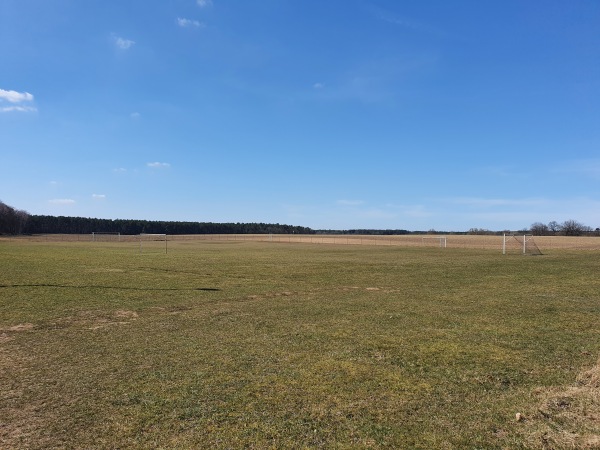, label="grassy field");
[1,239,599,449]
